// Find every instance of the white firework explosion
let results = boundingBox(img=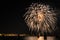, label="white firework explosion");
[23,3,57,34]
